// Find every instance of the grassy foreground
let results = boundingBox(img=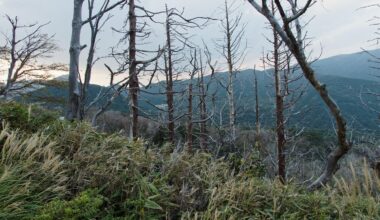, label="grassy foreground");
[0,103,379,219]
